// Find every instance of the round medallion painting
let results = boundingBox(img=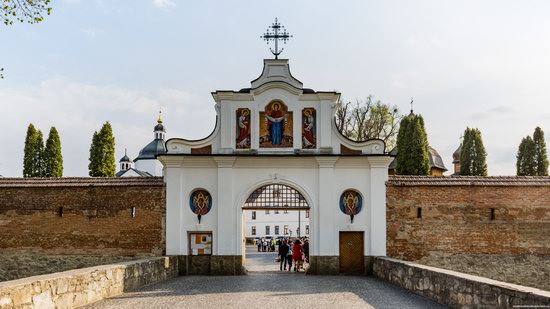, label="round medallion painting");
[339,190,363,216]
[189,189,212,216]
